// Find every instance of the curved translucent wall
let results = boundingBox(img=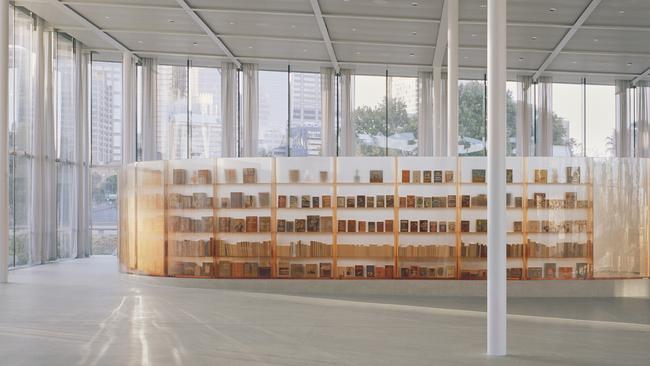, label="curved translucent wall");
[118,157,650,280]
